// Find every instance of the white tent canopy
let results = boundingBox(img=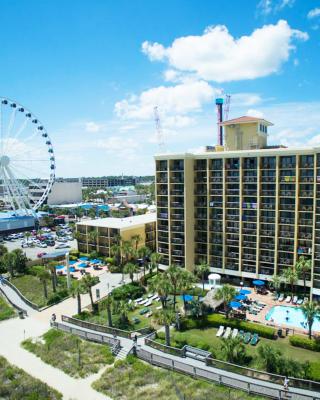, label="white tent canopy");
[208,273,221,288]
